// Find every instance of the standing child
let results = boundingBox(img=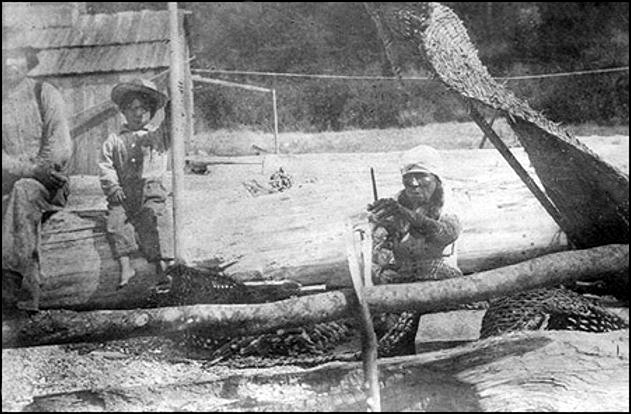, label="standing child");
[99,78,174,287]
